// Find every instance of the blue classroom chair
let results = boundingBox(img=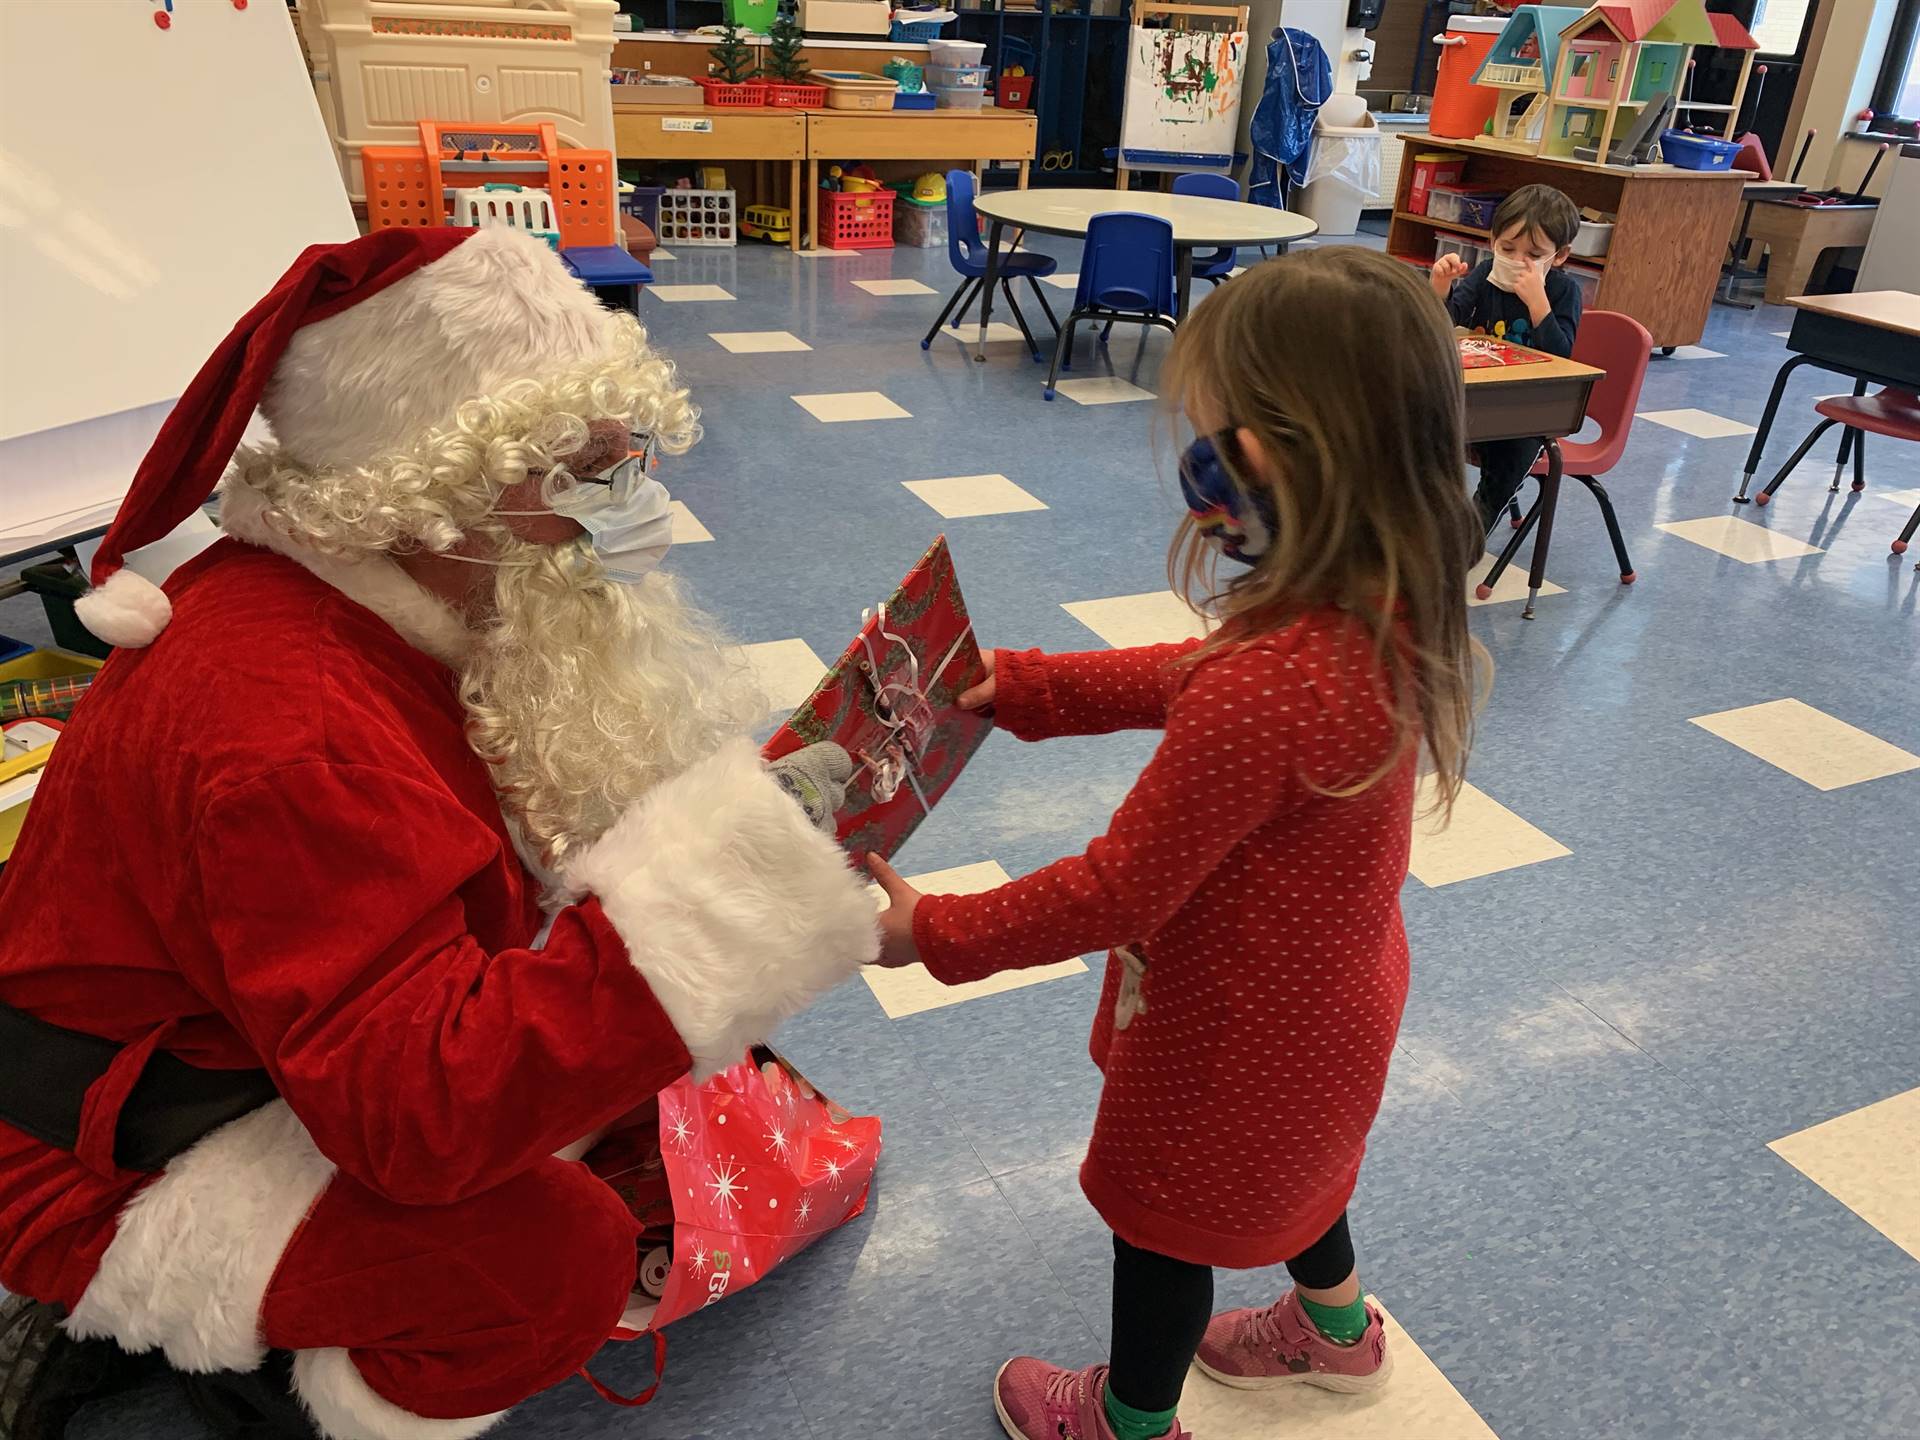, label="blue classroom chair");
[1171,172,1240,287]
[921,170,1059,362]
[1044,212,1177,401]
